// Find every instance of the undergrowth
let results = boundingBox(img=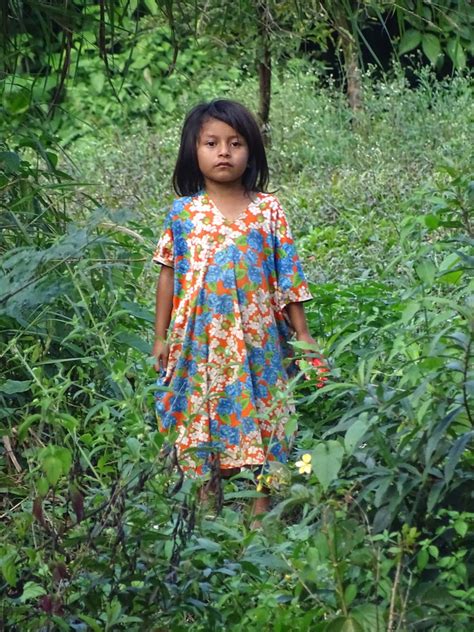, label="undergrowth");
[0,66,472,630]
